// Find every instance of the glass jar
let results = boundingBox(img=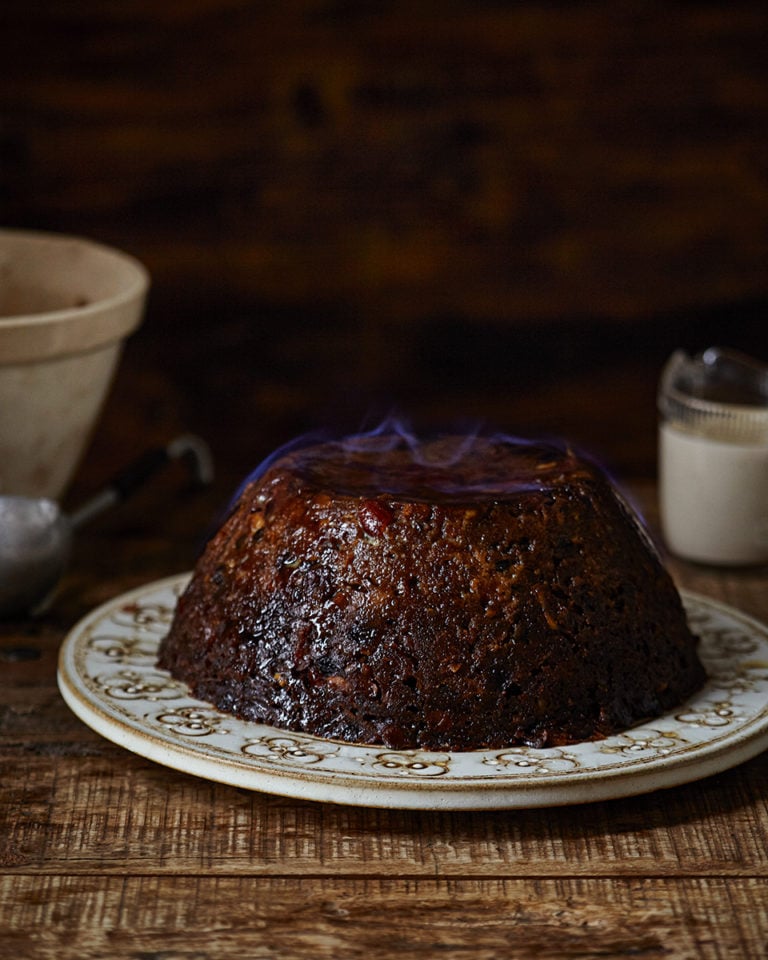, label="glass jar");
[658,347,768,566]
